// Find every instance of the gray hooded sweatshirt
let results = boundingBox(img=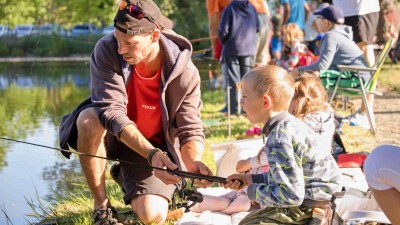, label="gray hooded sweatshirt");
[302,108,336,155]
[59,30,204,168]
[298,25,370,81]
